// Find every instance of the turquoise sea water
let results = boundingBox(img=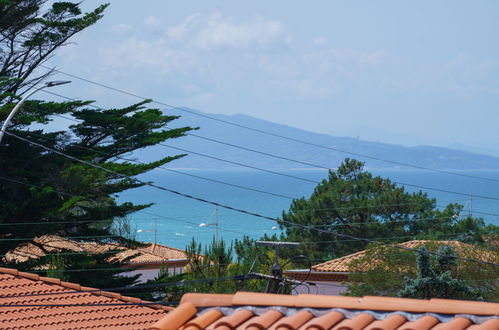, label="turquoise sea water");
[118,169,499,250]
